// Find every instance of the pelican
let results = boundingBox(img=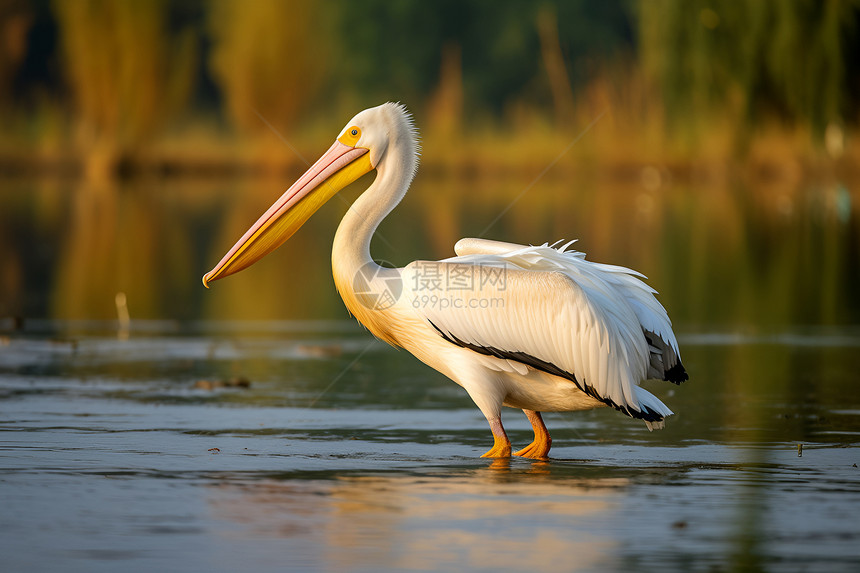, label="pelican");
[203,103,688,458]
